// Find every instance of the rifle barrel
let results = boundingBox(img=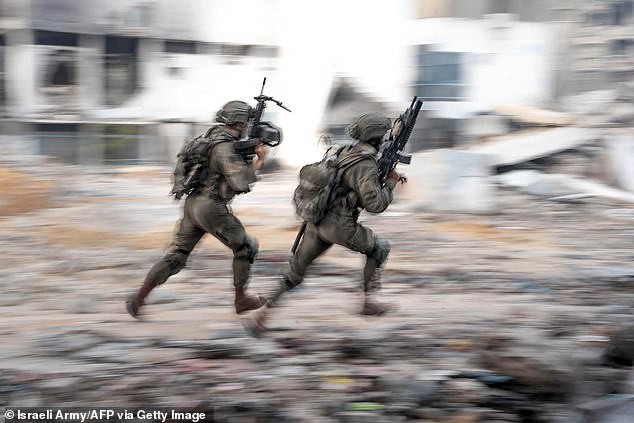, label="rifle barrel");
[260,77,266,95]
